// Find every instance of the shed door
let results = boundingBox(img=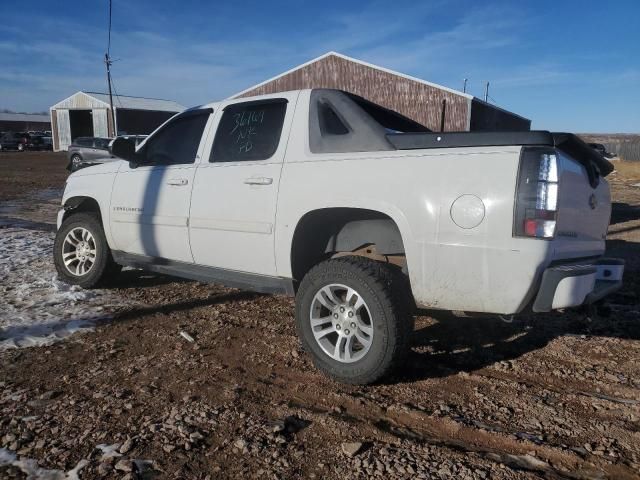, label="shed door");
[56,109,71,151]
[92,109,109,138]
